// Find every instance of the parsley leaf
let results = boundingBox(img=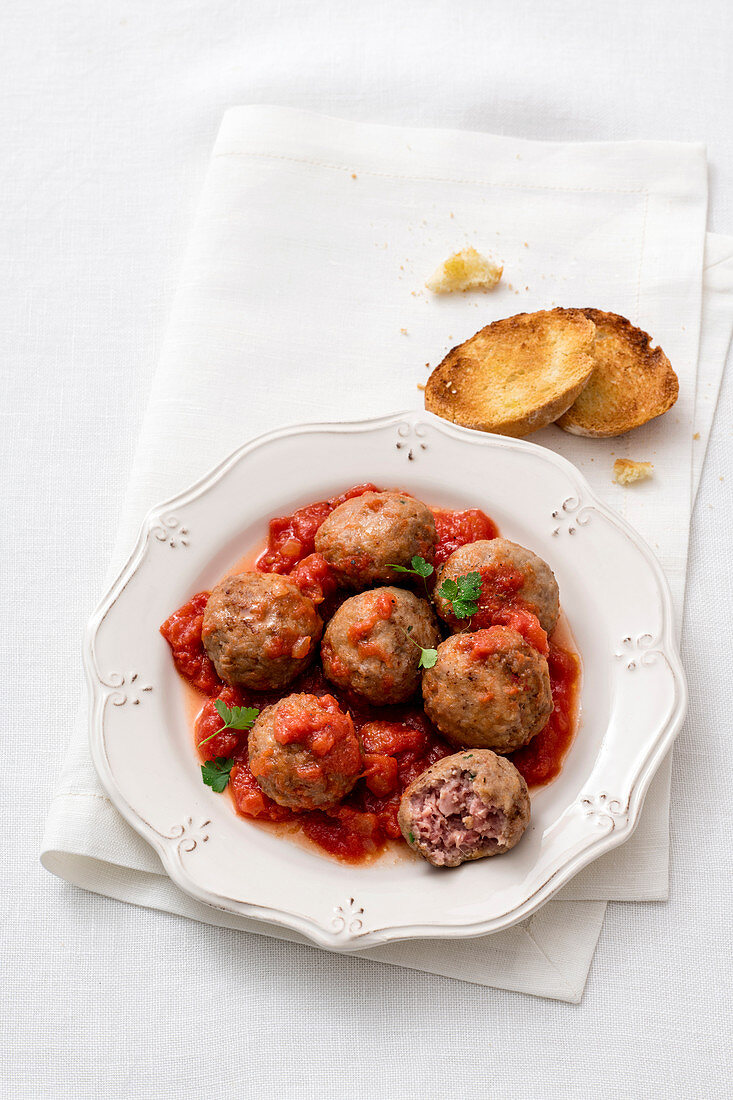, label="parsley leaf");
[417,647,438,670]
[198,700,260,747]
[386,554,434,596]
[214,699,260,730]
[437,571,482,619]
[409,555,435,578]
[387,555,434,578]
[438,578,459,600]
[201,756,235,793]
[406,625,438,670]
